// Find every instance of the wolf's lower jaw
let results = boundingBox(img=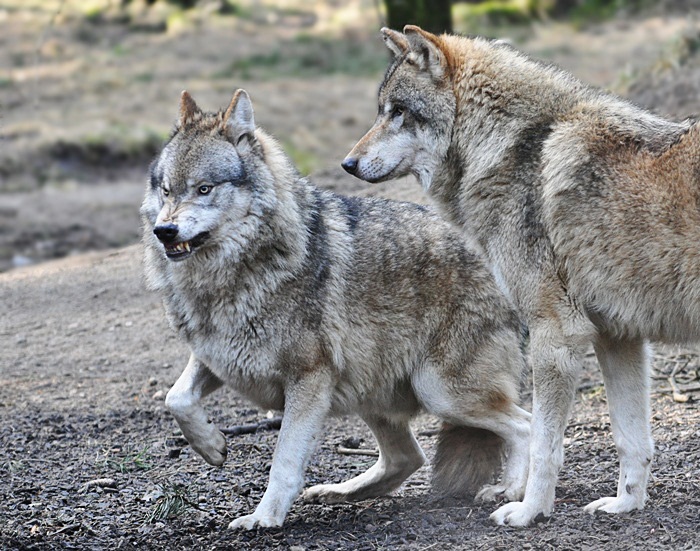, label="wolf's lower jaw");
[164,231,210,261]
